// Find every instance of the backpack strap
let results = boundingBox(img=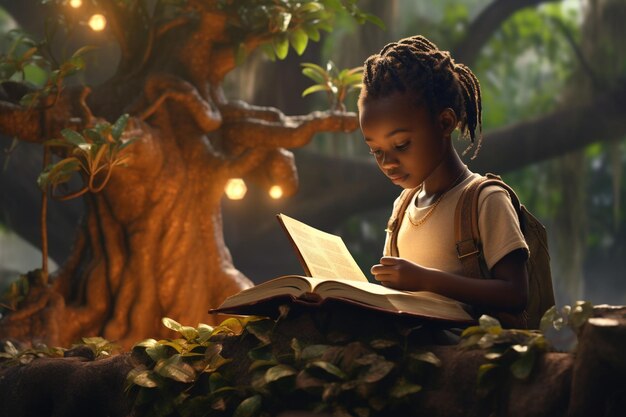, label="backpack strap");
[386,187,420,257]
[454,174,523,278]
